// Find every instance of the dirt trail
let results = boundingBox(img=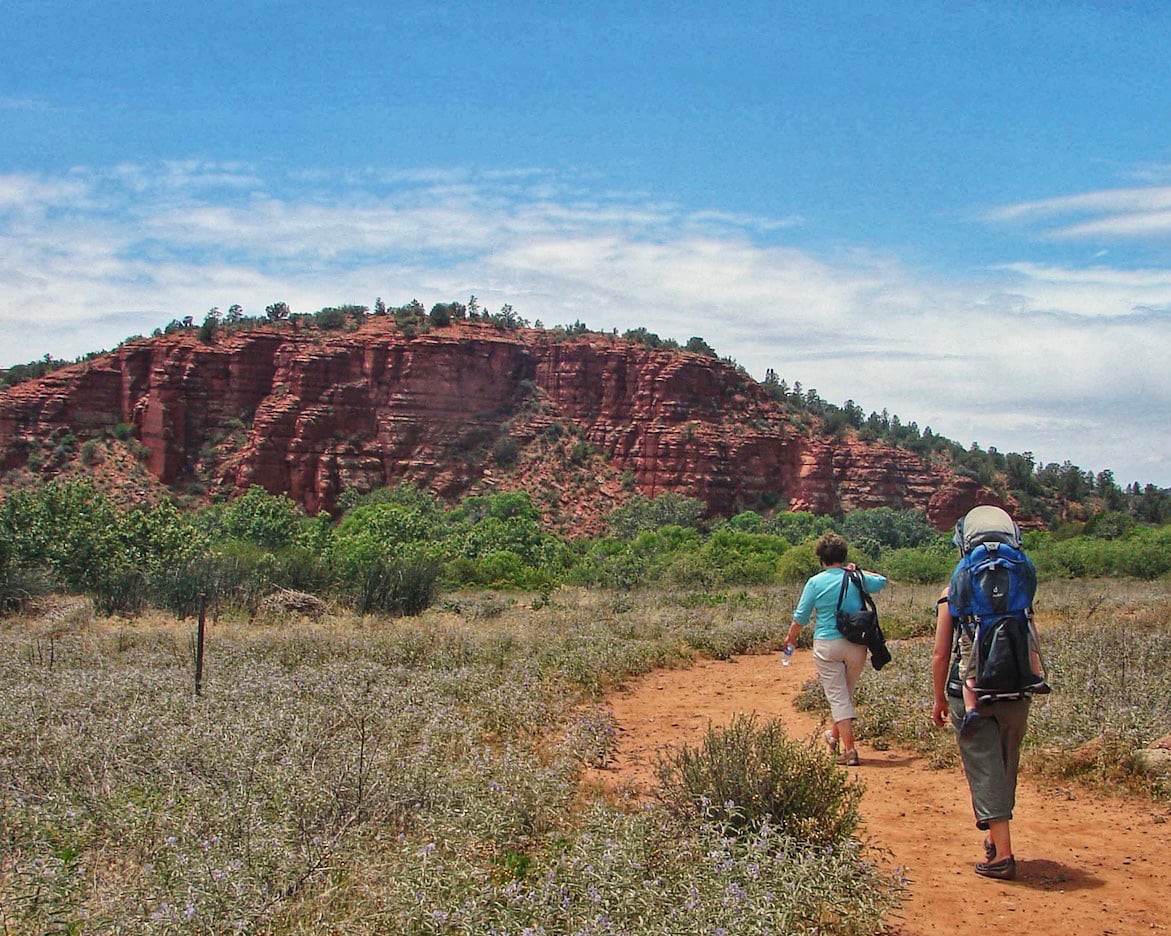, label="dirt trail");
[584,650,1170,936]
